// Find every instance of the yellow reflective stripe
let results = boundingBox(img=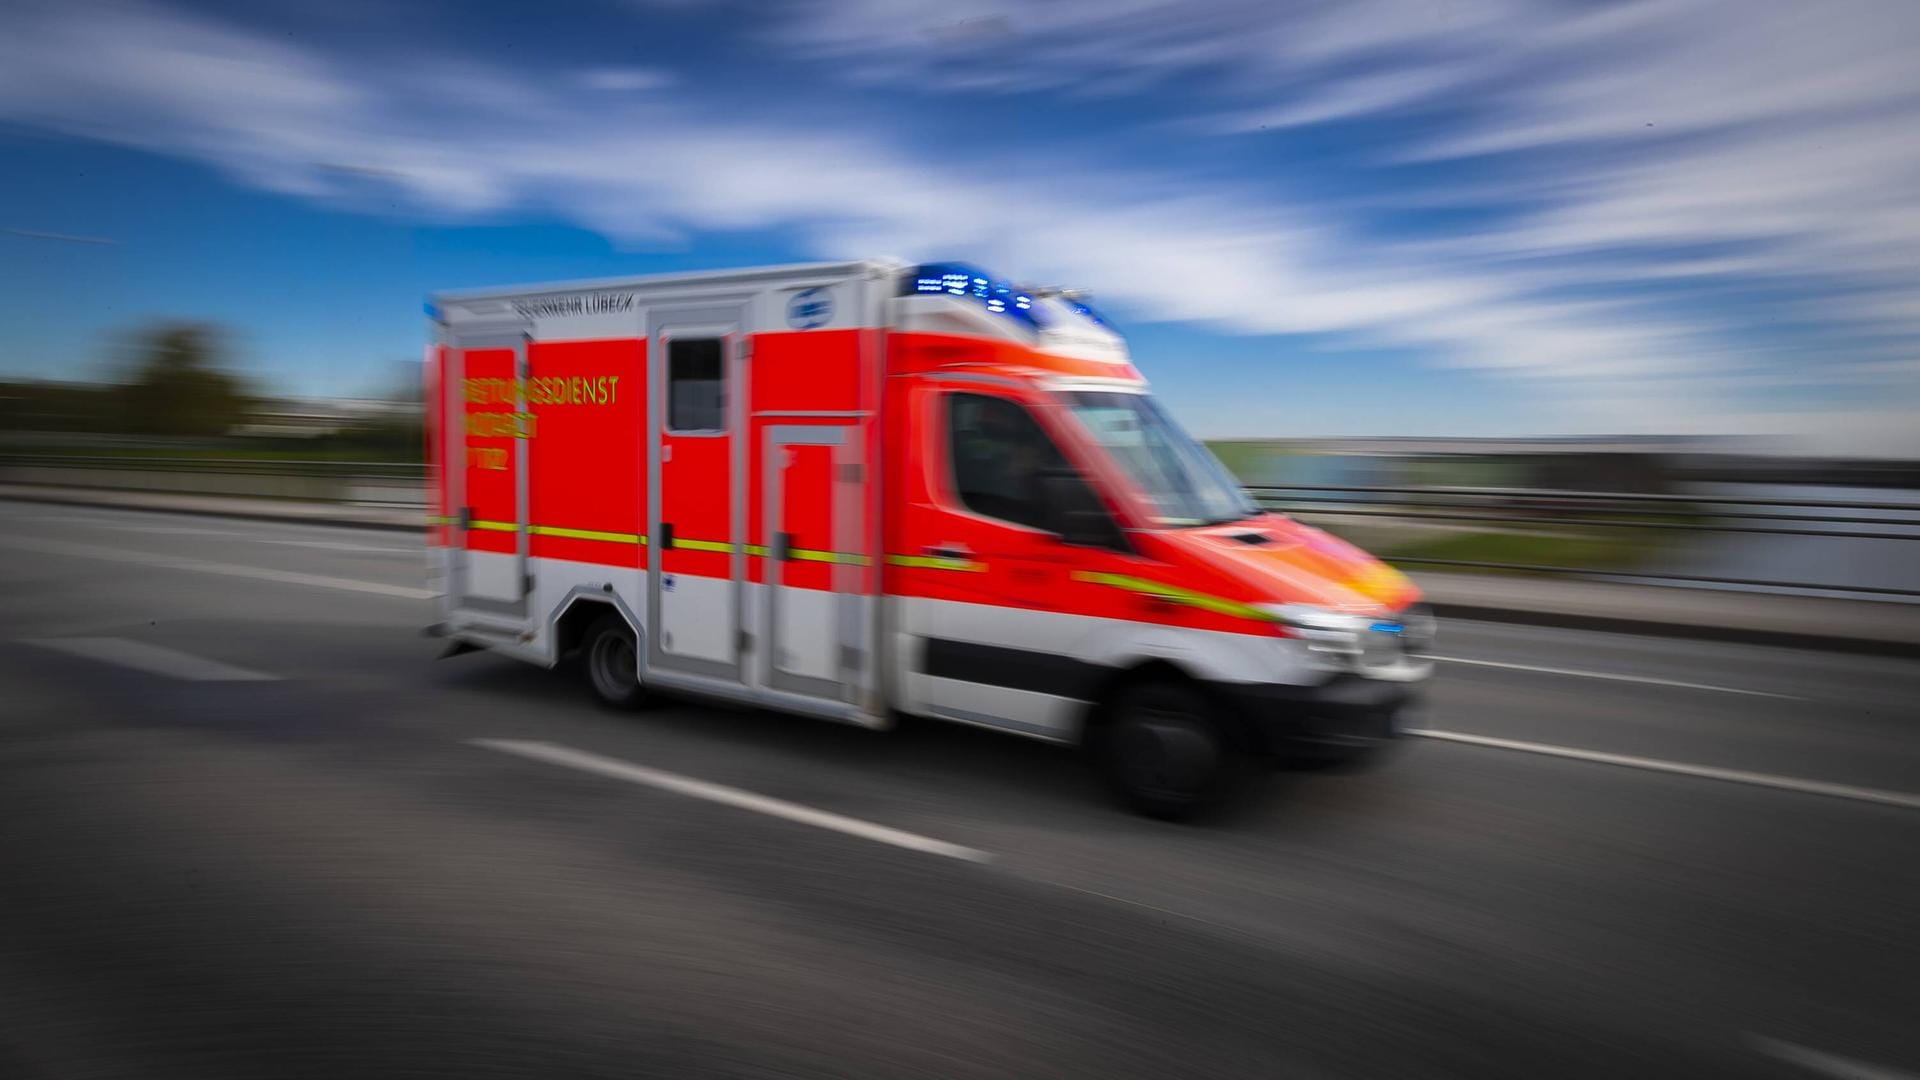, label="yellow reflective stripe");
[528,525,646,545]
[746,543,870,564]
[886,553,987,573]
[790,548,871,566]
[1071,571,1277,622]
[454,522,860,561]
